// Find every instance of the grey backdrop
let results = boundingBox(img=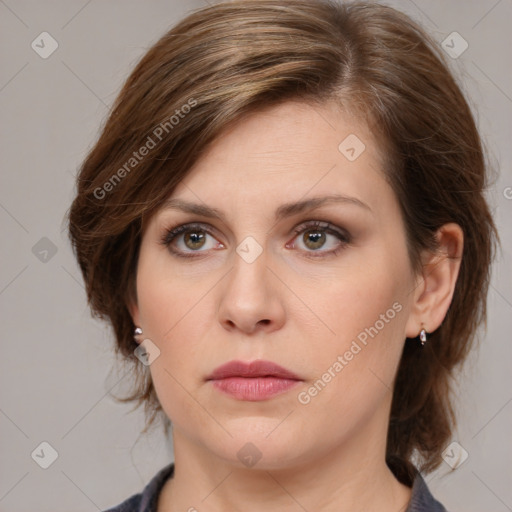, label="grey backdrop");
[1,1,511,511]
